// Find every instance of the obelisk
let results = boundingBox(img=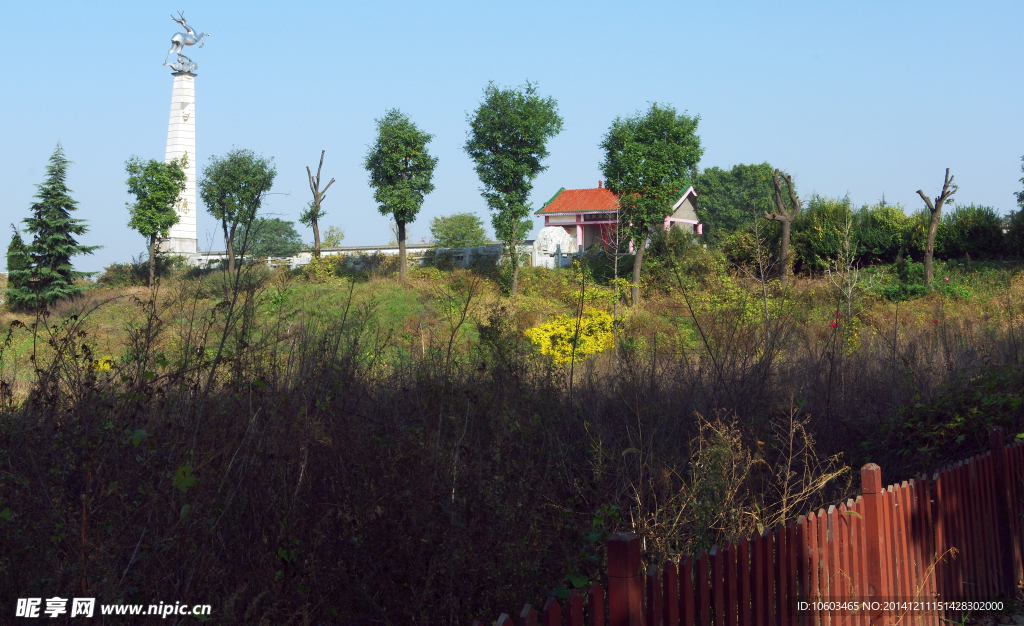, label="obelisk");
[160,13,210,255]
[163,72,197,253]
